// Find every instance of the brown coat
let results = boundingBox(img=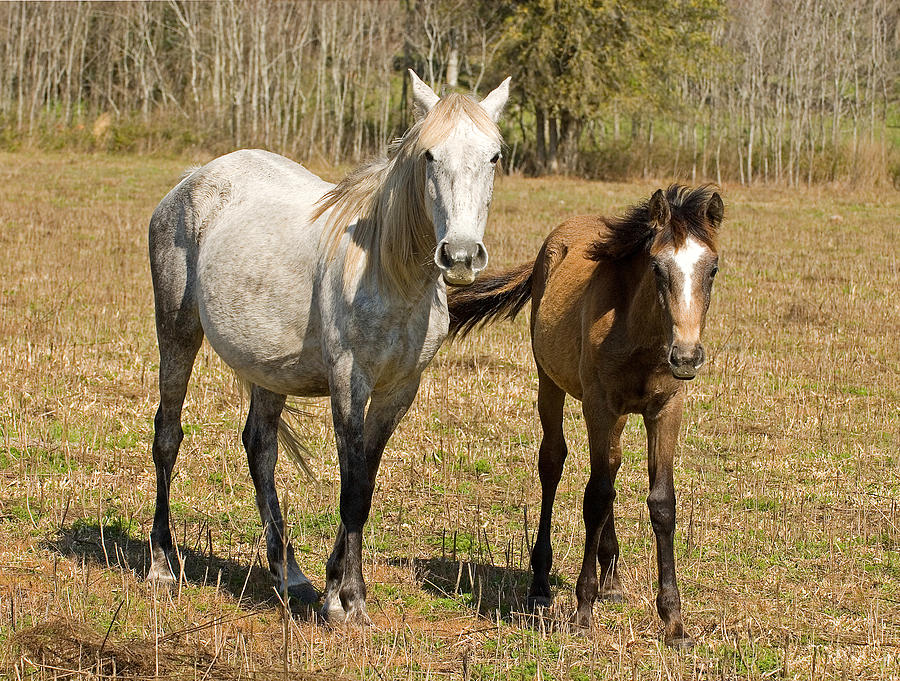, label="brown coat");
[447,185,724,647]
